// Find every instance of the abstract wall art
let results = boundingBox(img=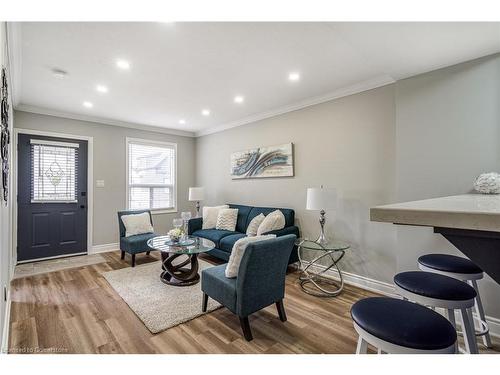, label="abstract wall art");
[230,143,294,179]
